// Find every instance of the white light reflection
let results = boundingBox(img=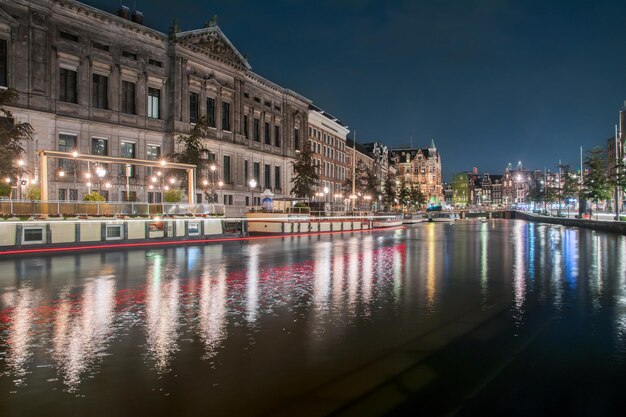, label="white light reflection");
[53,276,116,390]
[550,227,563,311]
[590,233,604,311]
[312,242,333,310]
[480,222,489,303]
[331,243,346,312]
[426,224,436,308]
[512,222,526,328]
[361,236,374,313]
[347,243,360,317]
[245,244,260,324]
[5,284,38,386]
[614,236,626,362]
[198,265,228,359]
[145,257,180,373]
